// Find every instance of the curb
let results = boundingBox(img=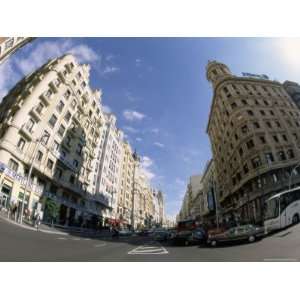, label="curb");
[0,214,69,236]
